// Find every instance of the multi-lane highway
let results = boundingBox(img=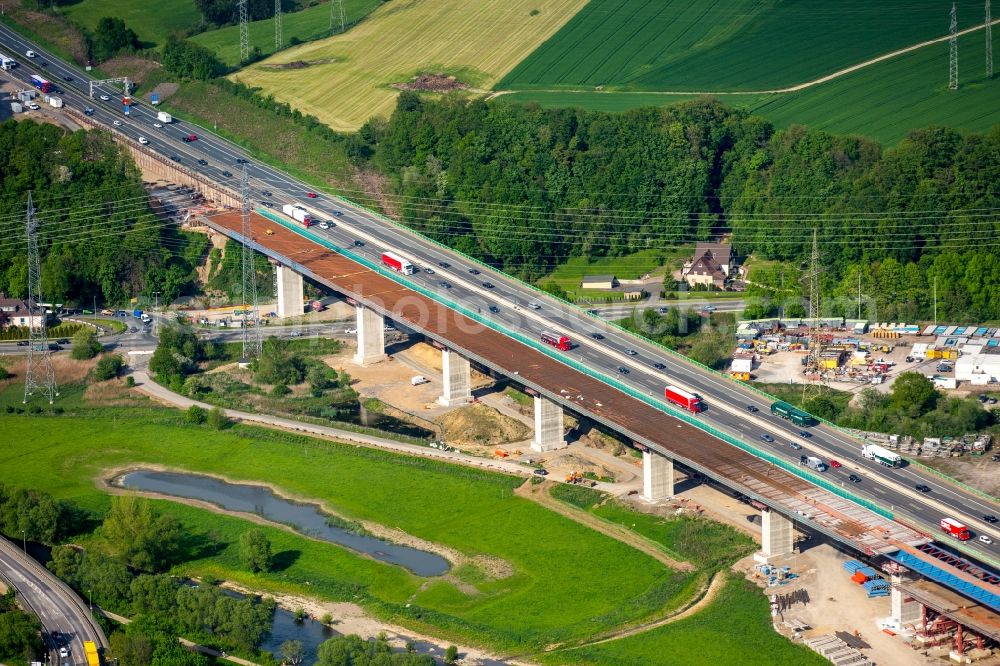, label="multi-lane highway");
[2,26,998,562]
[0,536,106,662]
